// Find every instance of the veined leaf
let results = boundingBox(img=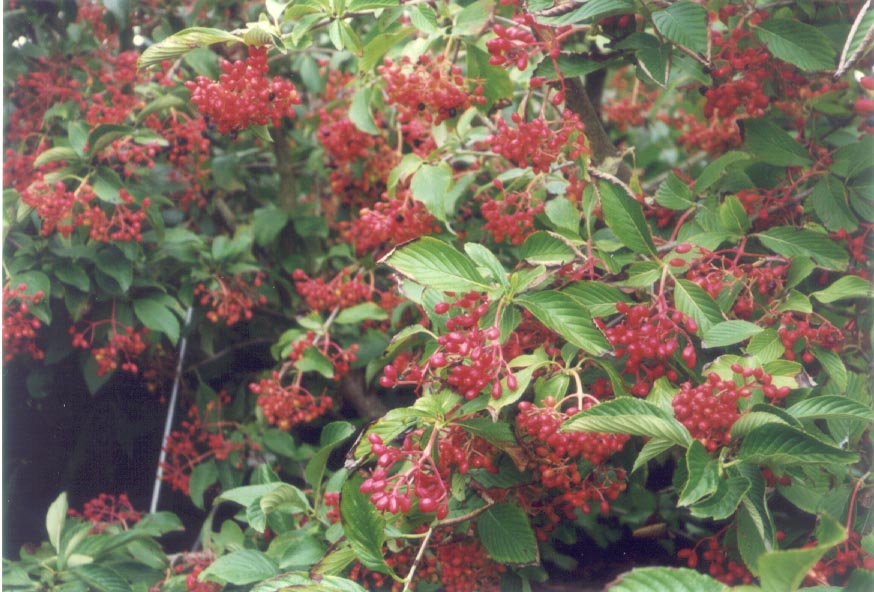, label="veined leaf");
[138,27,241,69]
[701,320,763,348]
[519,232,576,266]
[339,478,396,577]
[652,1,708,53]
[757,226,848,270]
[599,180,656,255]
[653,172,695,210]
[411,163,452,222]
[562,398,691,447]
[810,275,873,303]
[743,119,812,167]
[673,279,724,333]
[382,237,492,294]
[787,396,874,422]
[738,424,859,466]
[607,566,727,592]
[678,440,719,507]
[475,503,538,564]
[563,281,632,318]
[689,476,750,520]
[753,18,836,72]
[758,517,846,592]
[200,550,279,586]
[515,290,611,356]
